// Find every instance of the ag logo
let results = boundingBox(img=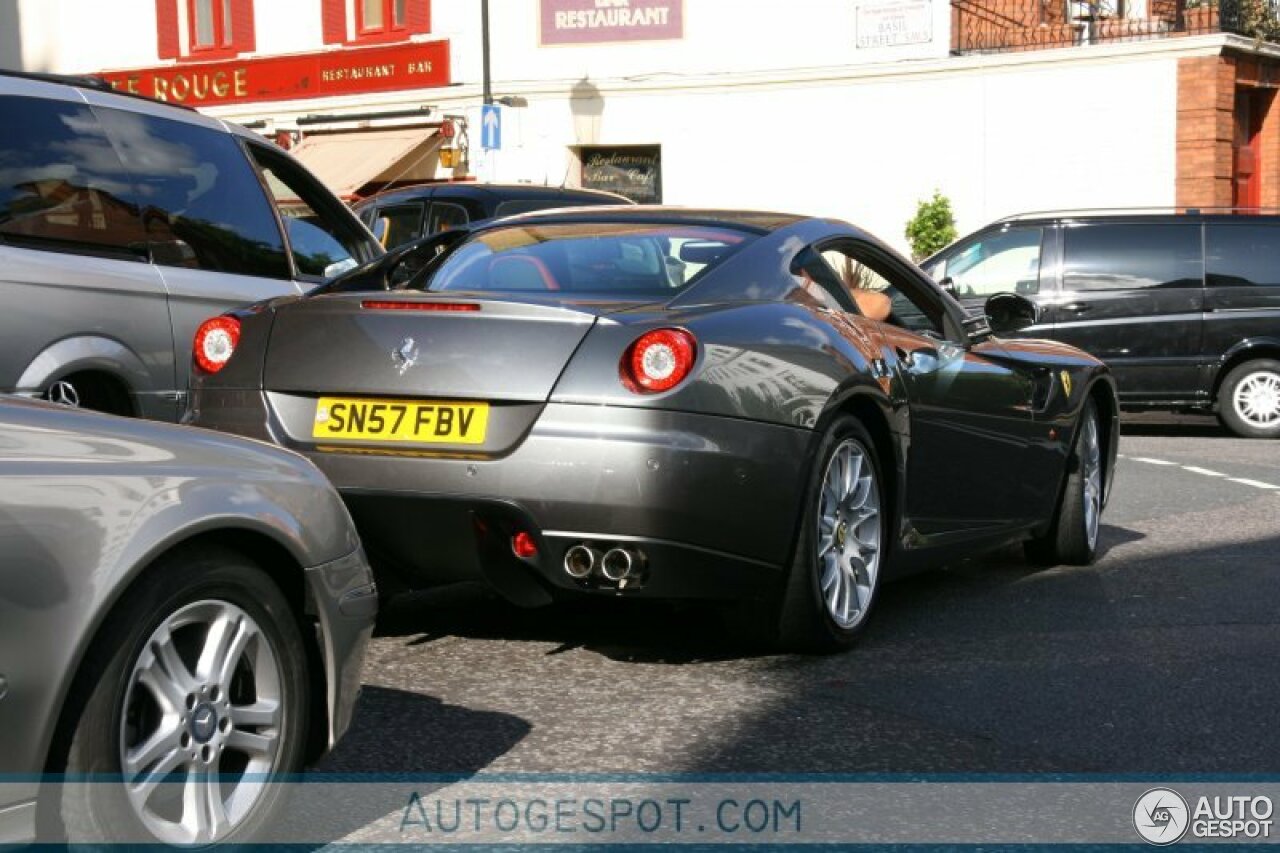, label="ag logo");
[1134,788,1190,845]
